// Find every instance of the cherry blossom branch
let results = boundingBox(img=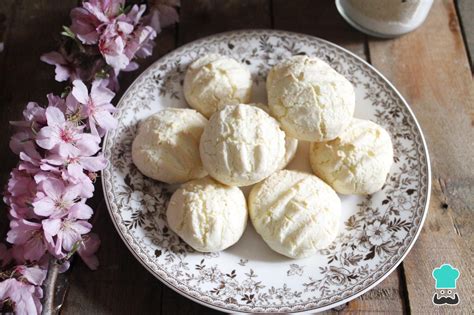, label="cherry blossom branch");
[41,259,60,315]
[0,1,179,314]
